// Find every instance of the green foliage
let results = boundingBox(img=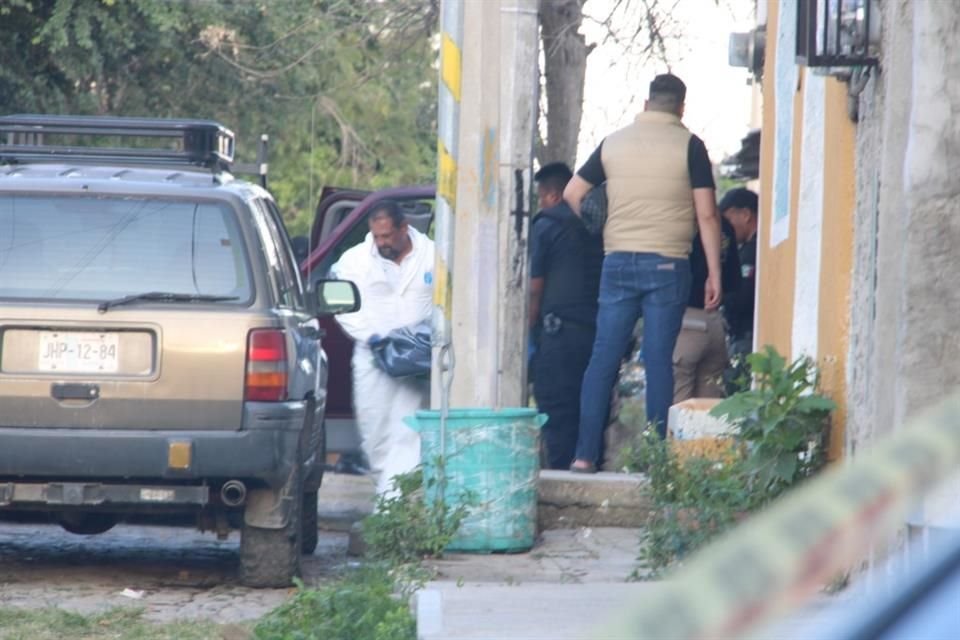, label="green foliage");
[628,346,835,576]
[633,430,749,574]
[256,465,467,640]
[0,0,439,234]
[711,346,835,494]
[254,570,415,640]
[362,466,472,569]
